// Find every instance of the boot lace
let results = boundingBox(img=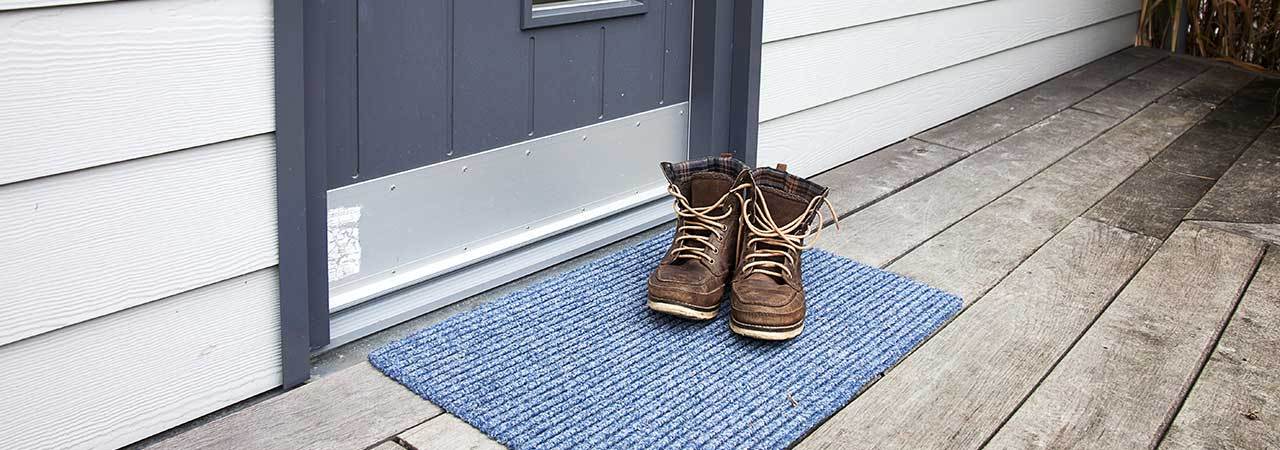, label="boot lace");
[667,183,752,266]
[737,185,838,281]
